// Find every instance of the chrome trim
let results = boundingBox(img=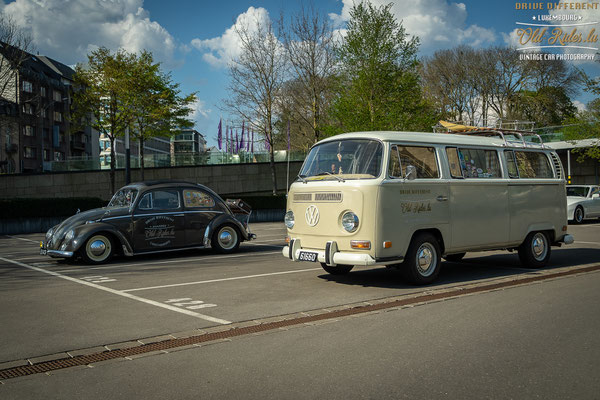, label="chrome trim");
[47,250,74,258]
